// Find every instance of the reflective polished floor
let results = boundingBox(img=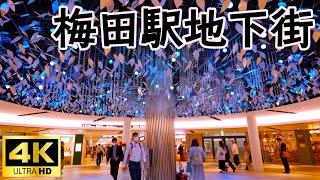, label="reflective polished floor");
[1,159,320,180]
